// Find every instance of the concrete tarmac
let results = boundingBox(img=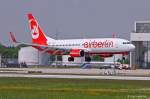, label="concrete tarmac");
[0,73,150,80]
[0,68,150,80]
[0,68,150,76]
